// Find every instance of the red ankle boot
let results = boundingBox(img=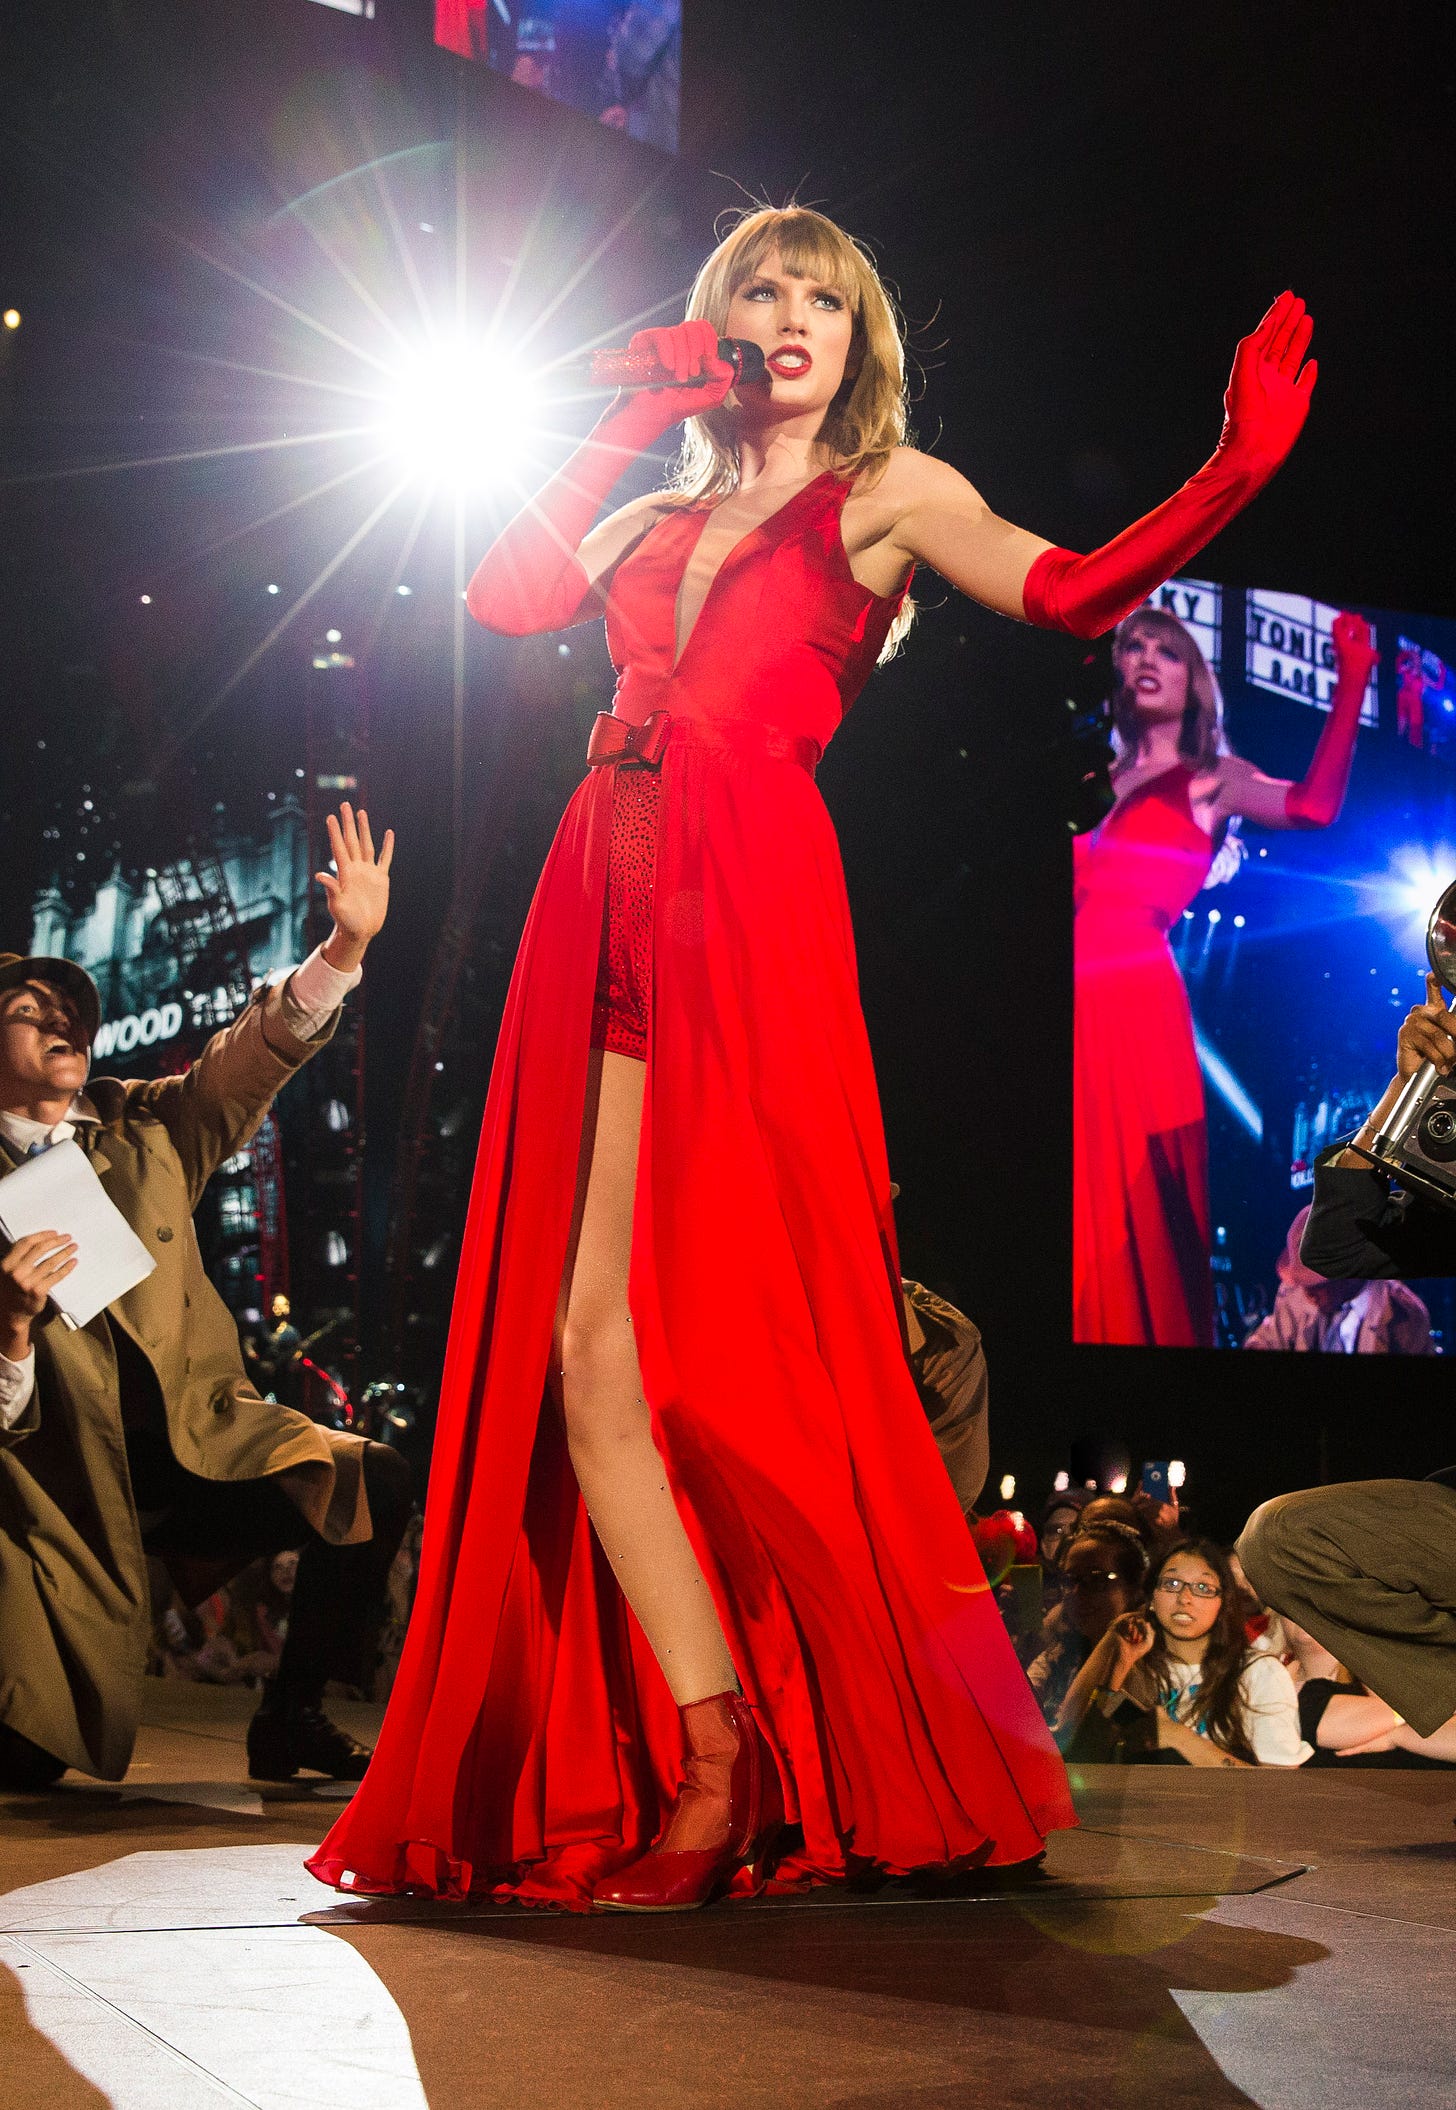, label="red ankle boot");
[593,1691,784,1912]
